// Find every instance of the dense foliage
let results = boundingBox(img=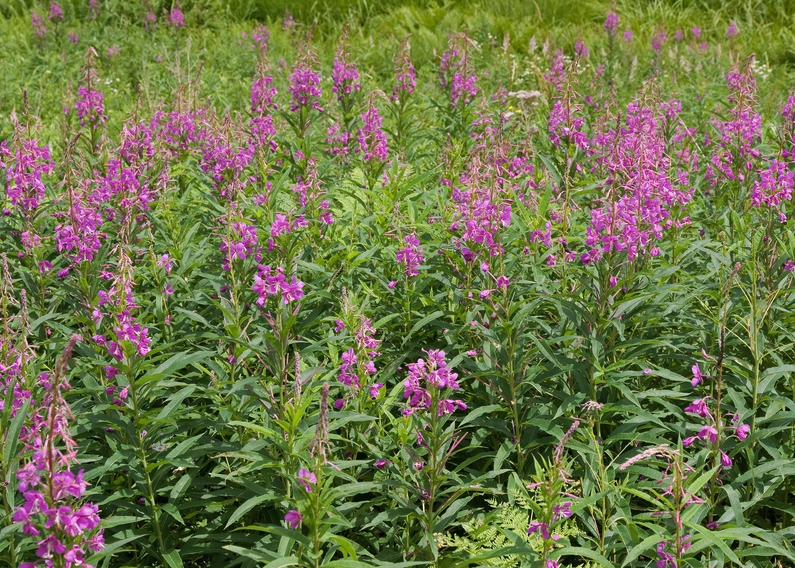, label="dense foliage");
[2,1,795,567]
